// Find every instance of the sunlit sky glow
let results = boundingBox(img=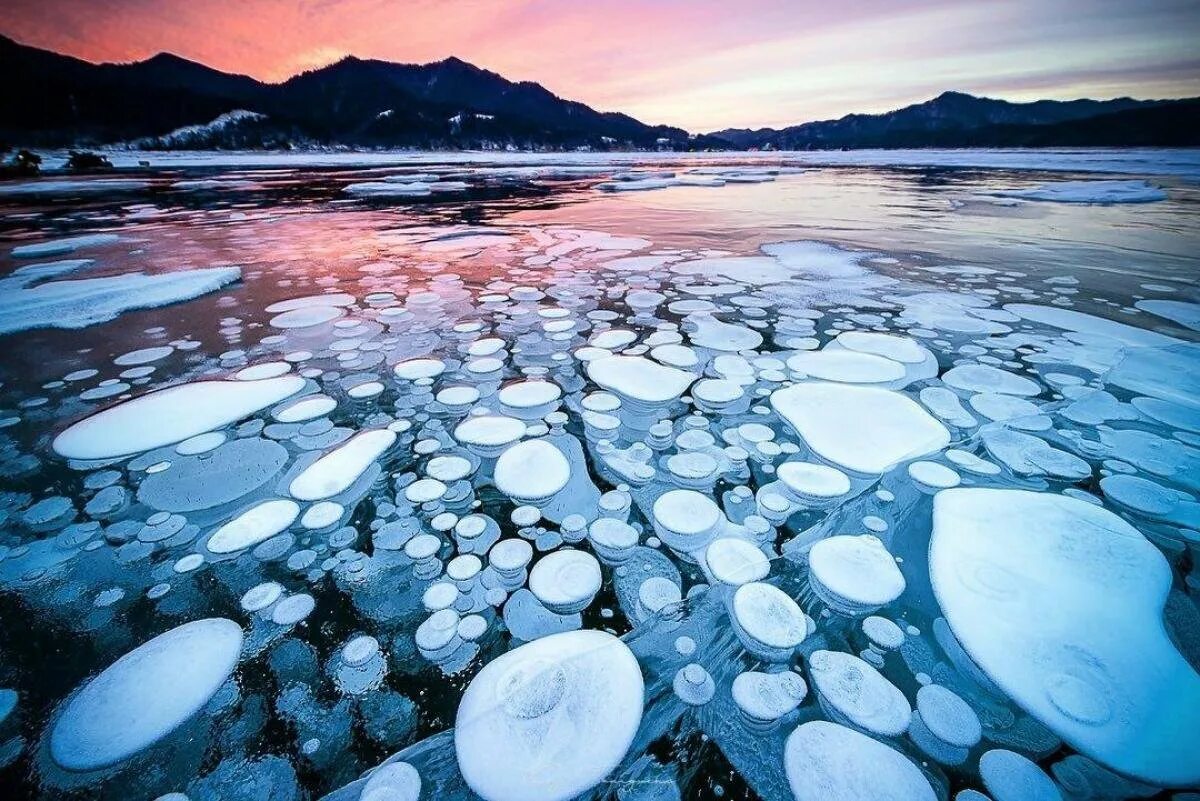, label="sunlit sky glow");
[5,0,1199,130]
